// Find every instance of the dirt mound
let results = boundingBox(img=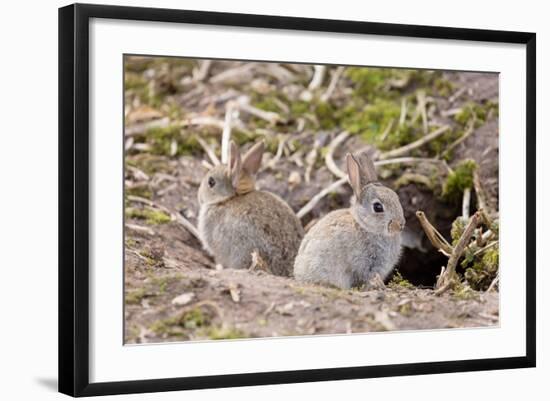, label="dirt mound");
[124,221,498,343]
